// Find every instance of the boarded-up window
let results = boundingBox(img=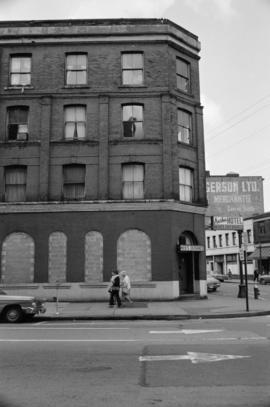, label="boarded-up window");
[48,232,67,283]
[1,233,34,283]
[117,229,151,281]
[84,232,103,282]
